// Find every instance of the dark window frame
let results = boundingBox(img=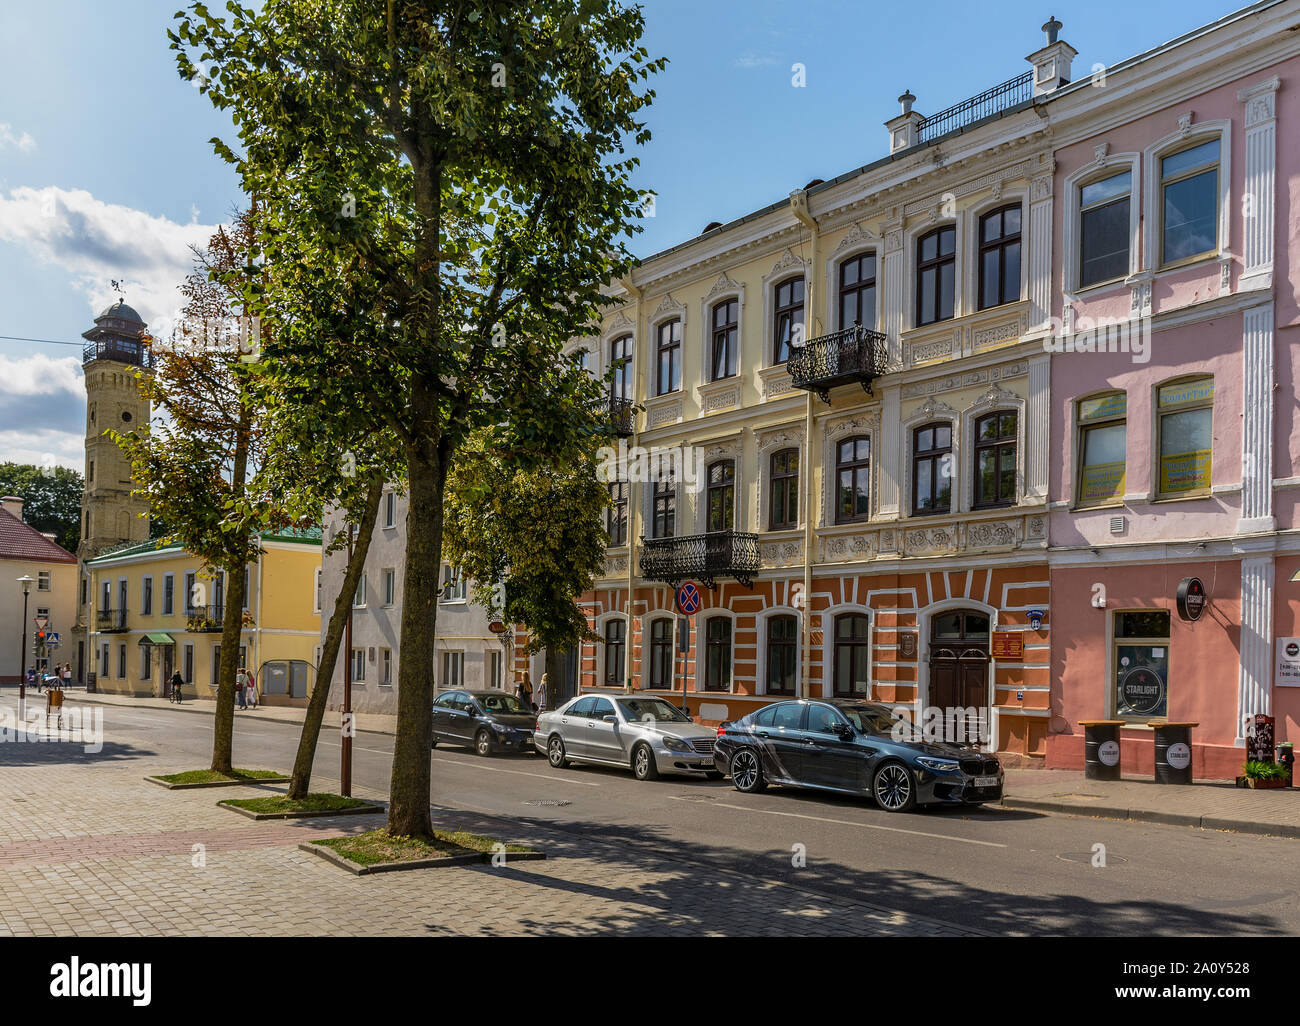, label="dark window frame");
[649,617,674,689]
[609,333,633,401]
[915,225,956,327]
[977,204,1022,310]
[832,612,871,699]
[652,474,676,539]
[772,275,804,365]
[912,421,954,517]
[769,448,799,530]
[607,478,628,545]
[1078,169,1132,289]
[765,614,798,696]
[603,618,626,685]
[710,298,739,381]
[704,615,732,692]
[1159,138,1221,268]
[972,411,1018,509]
[838,252,877,330]
[707,459,736,533]
[835,435,872,524]
[655,318,682,396]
